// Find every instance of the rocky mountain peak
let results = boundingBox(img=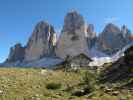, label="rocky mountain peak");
[24,21,56,62]
[56,11,89,59]
[27,21,55,47]
[62,10,85,34]
[102,23,121,34]
[97,23,133,55]
[5,43,25,63]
